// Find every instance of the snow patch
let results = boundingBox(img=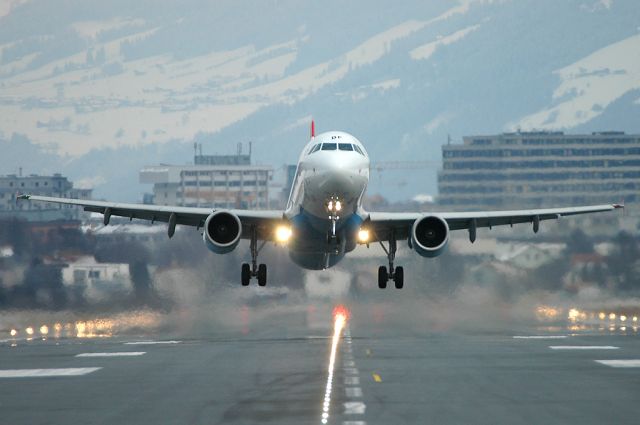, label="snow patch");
[580,0,614,12]
[0,0,29,18]
[423,112,453,134]
[410,25,480,60]
[513,33,640,130]
[71,17,146,39]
